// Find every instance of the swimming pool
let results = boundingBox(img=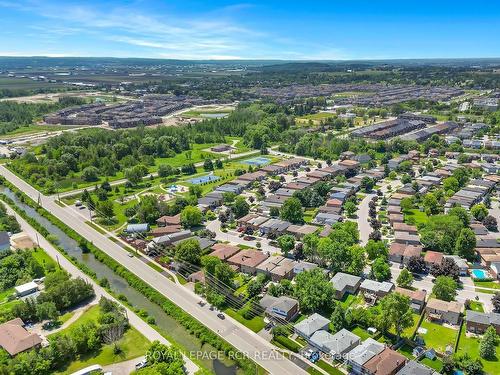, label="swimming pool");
[242,157,271,166]
[188,175,220,184]
[471,269,489,280]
